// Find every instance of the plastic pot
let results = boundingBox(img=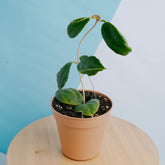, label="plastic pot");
[51,90,112,160]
